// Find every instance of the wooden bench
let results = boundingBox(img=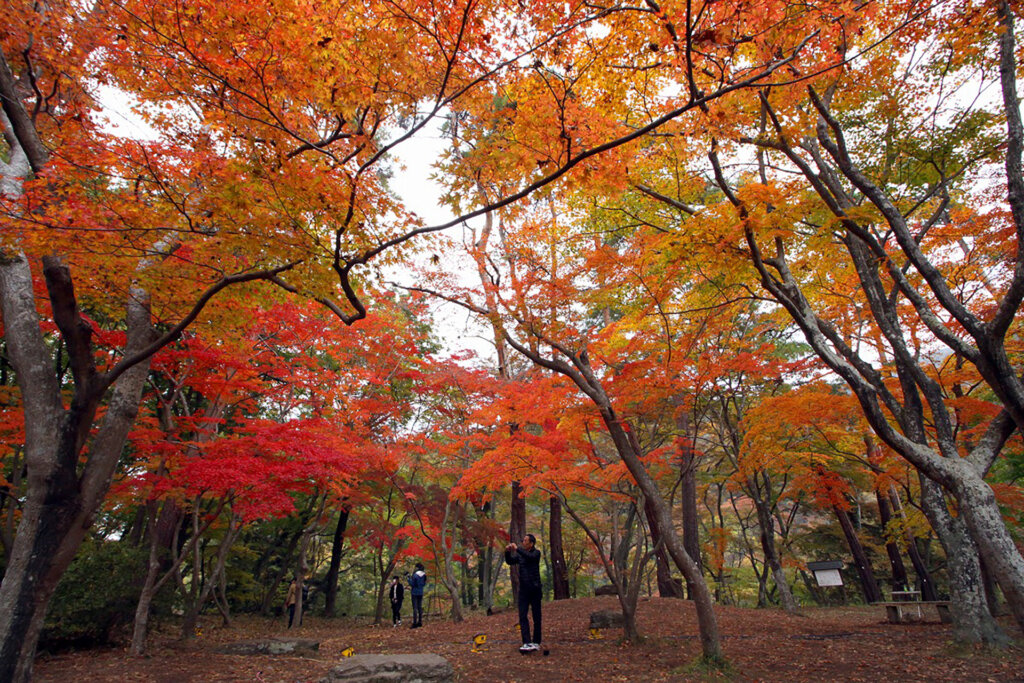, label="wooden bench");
[874,600,951,624]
